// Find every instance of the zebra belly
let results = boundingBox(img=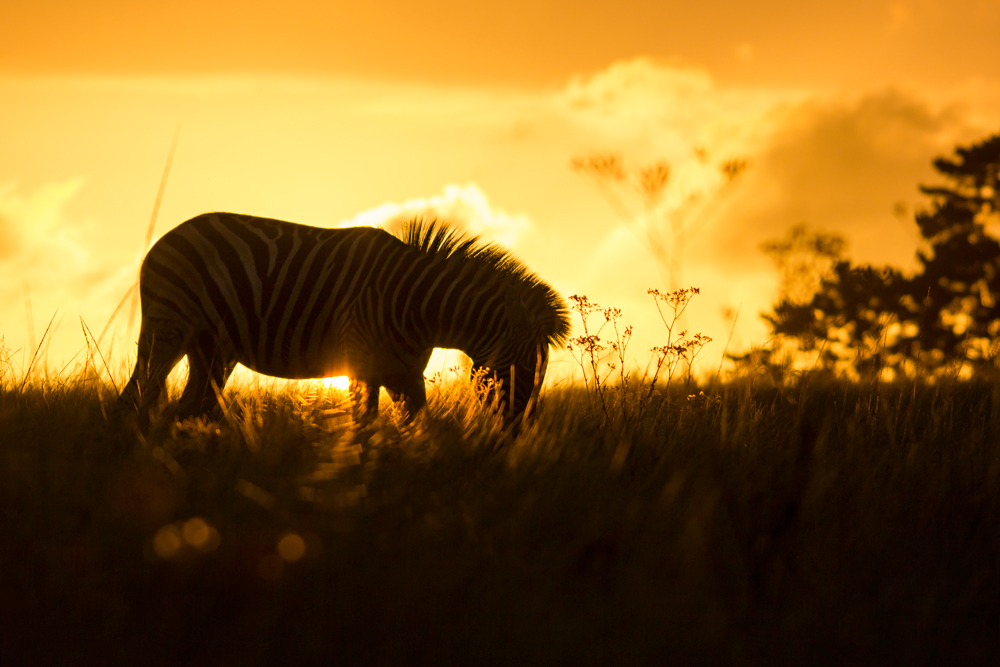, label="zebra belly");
[240,358,351,381]
[241,349,427,387]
